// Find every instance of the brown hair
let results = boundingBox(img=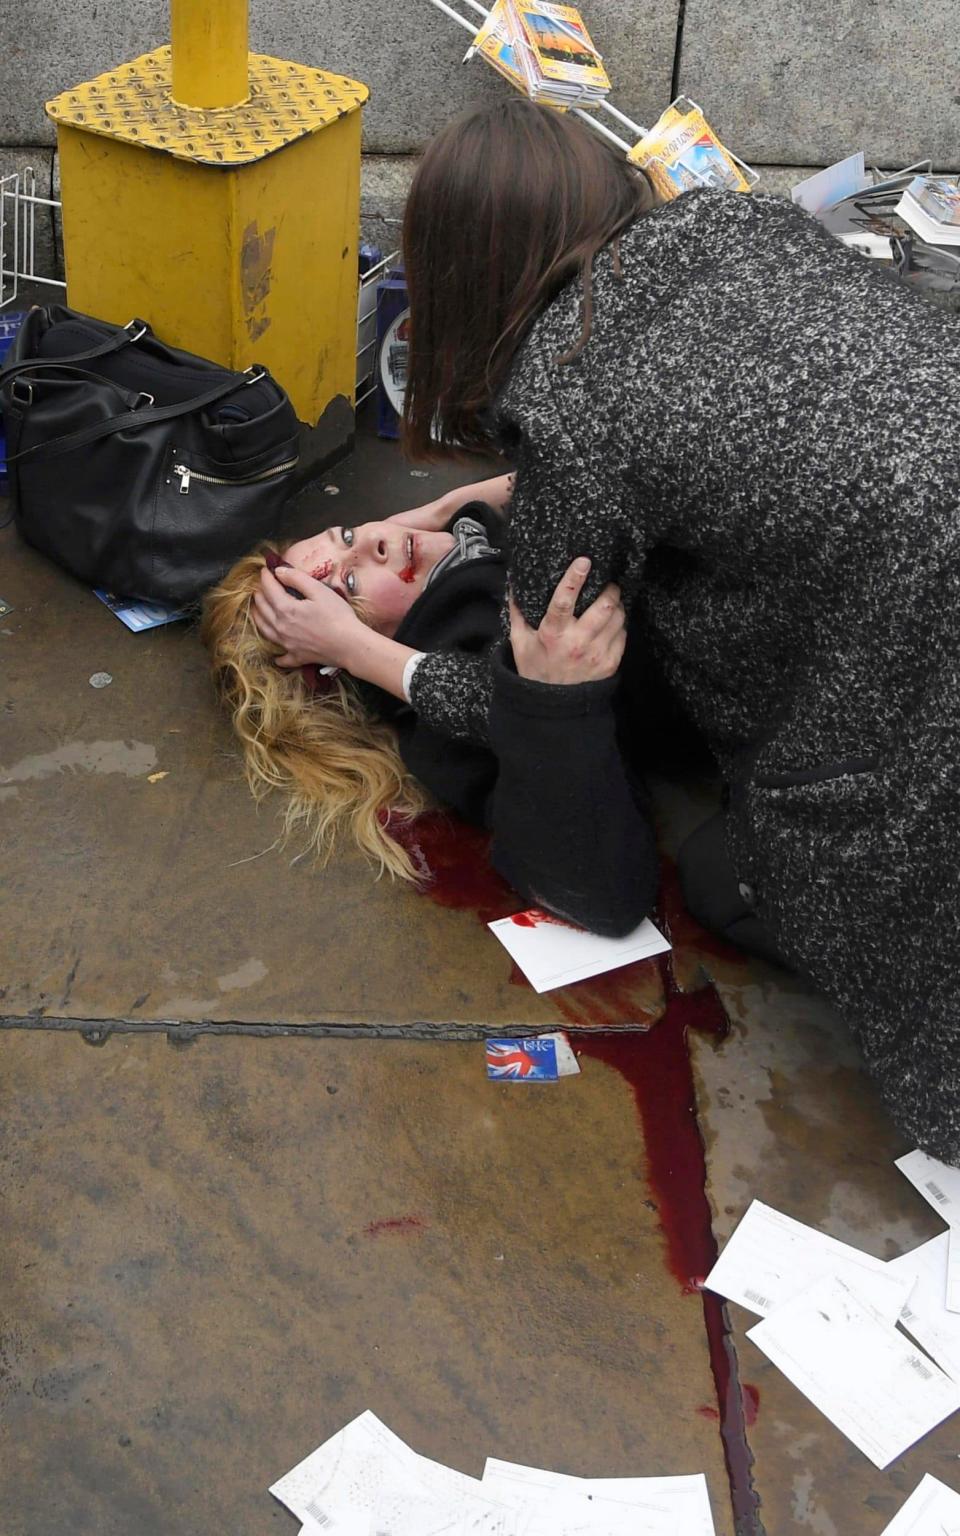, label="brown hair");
[201,546,428,882]
[402,98,656,458]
